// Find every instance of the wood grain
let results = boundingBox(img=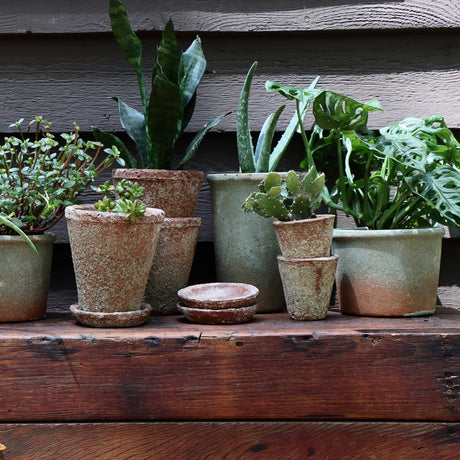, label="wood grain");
[0,310,459,422]
[0,422,458,459]
[2,0,459,34]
